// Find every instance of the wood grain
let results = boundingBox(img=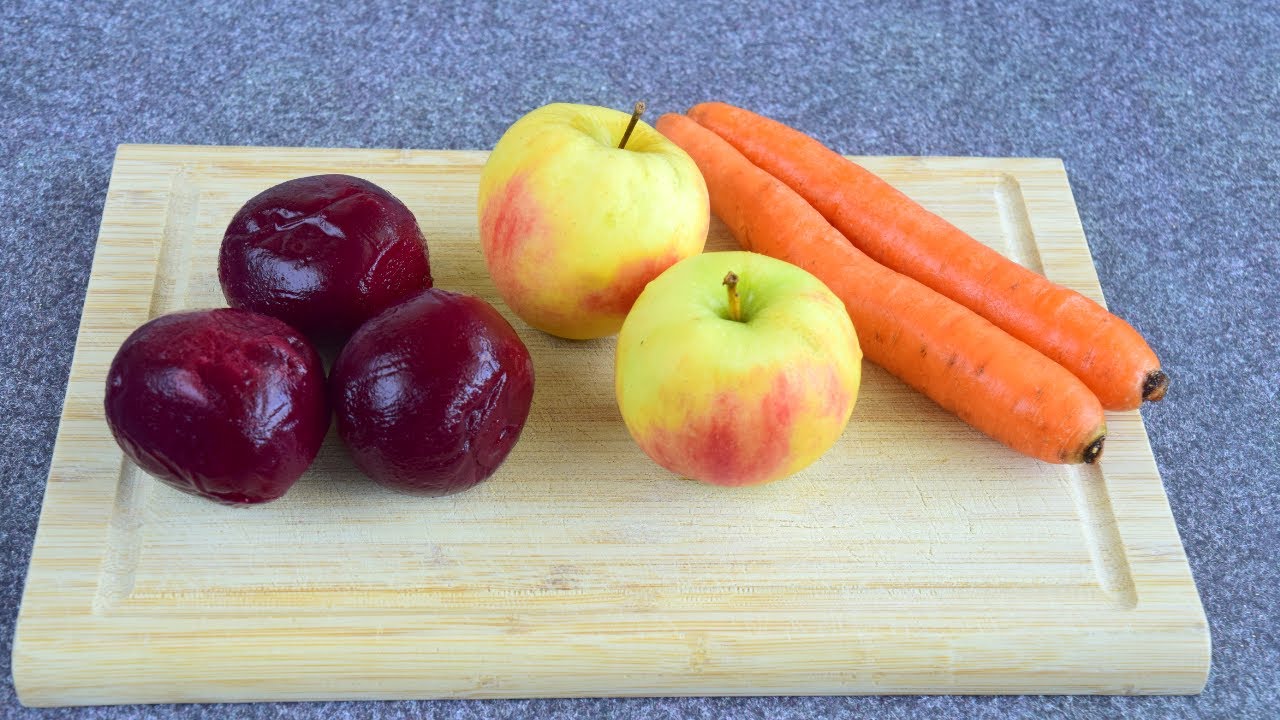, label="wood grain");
[12,145,1209,706]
